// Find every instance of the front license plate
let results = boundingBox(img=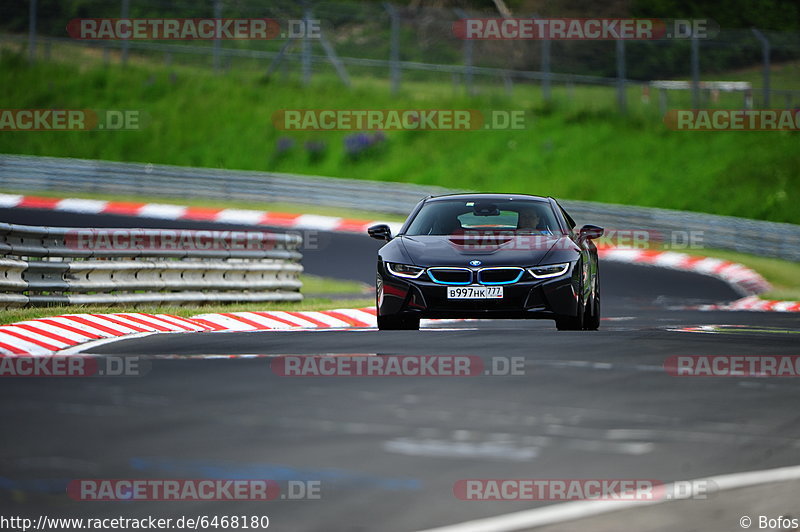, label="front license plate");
[447,286,503,299]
